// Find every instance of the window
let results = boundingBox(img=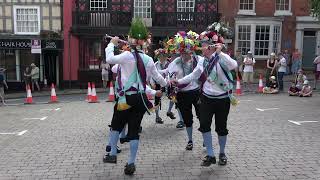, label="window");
[238,25,251,55]
[255,25,270,56]
[272,26,281,54]
[0,50,16,81]
[14,6,40,35]
[239,0,254,10]
[177,0,195,21]
[134,0,151,18]
[90,0,108,11]
[275,0,292,16]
